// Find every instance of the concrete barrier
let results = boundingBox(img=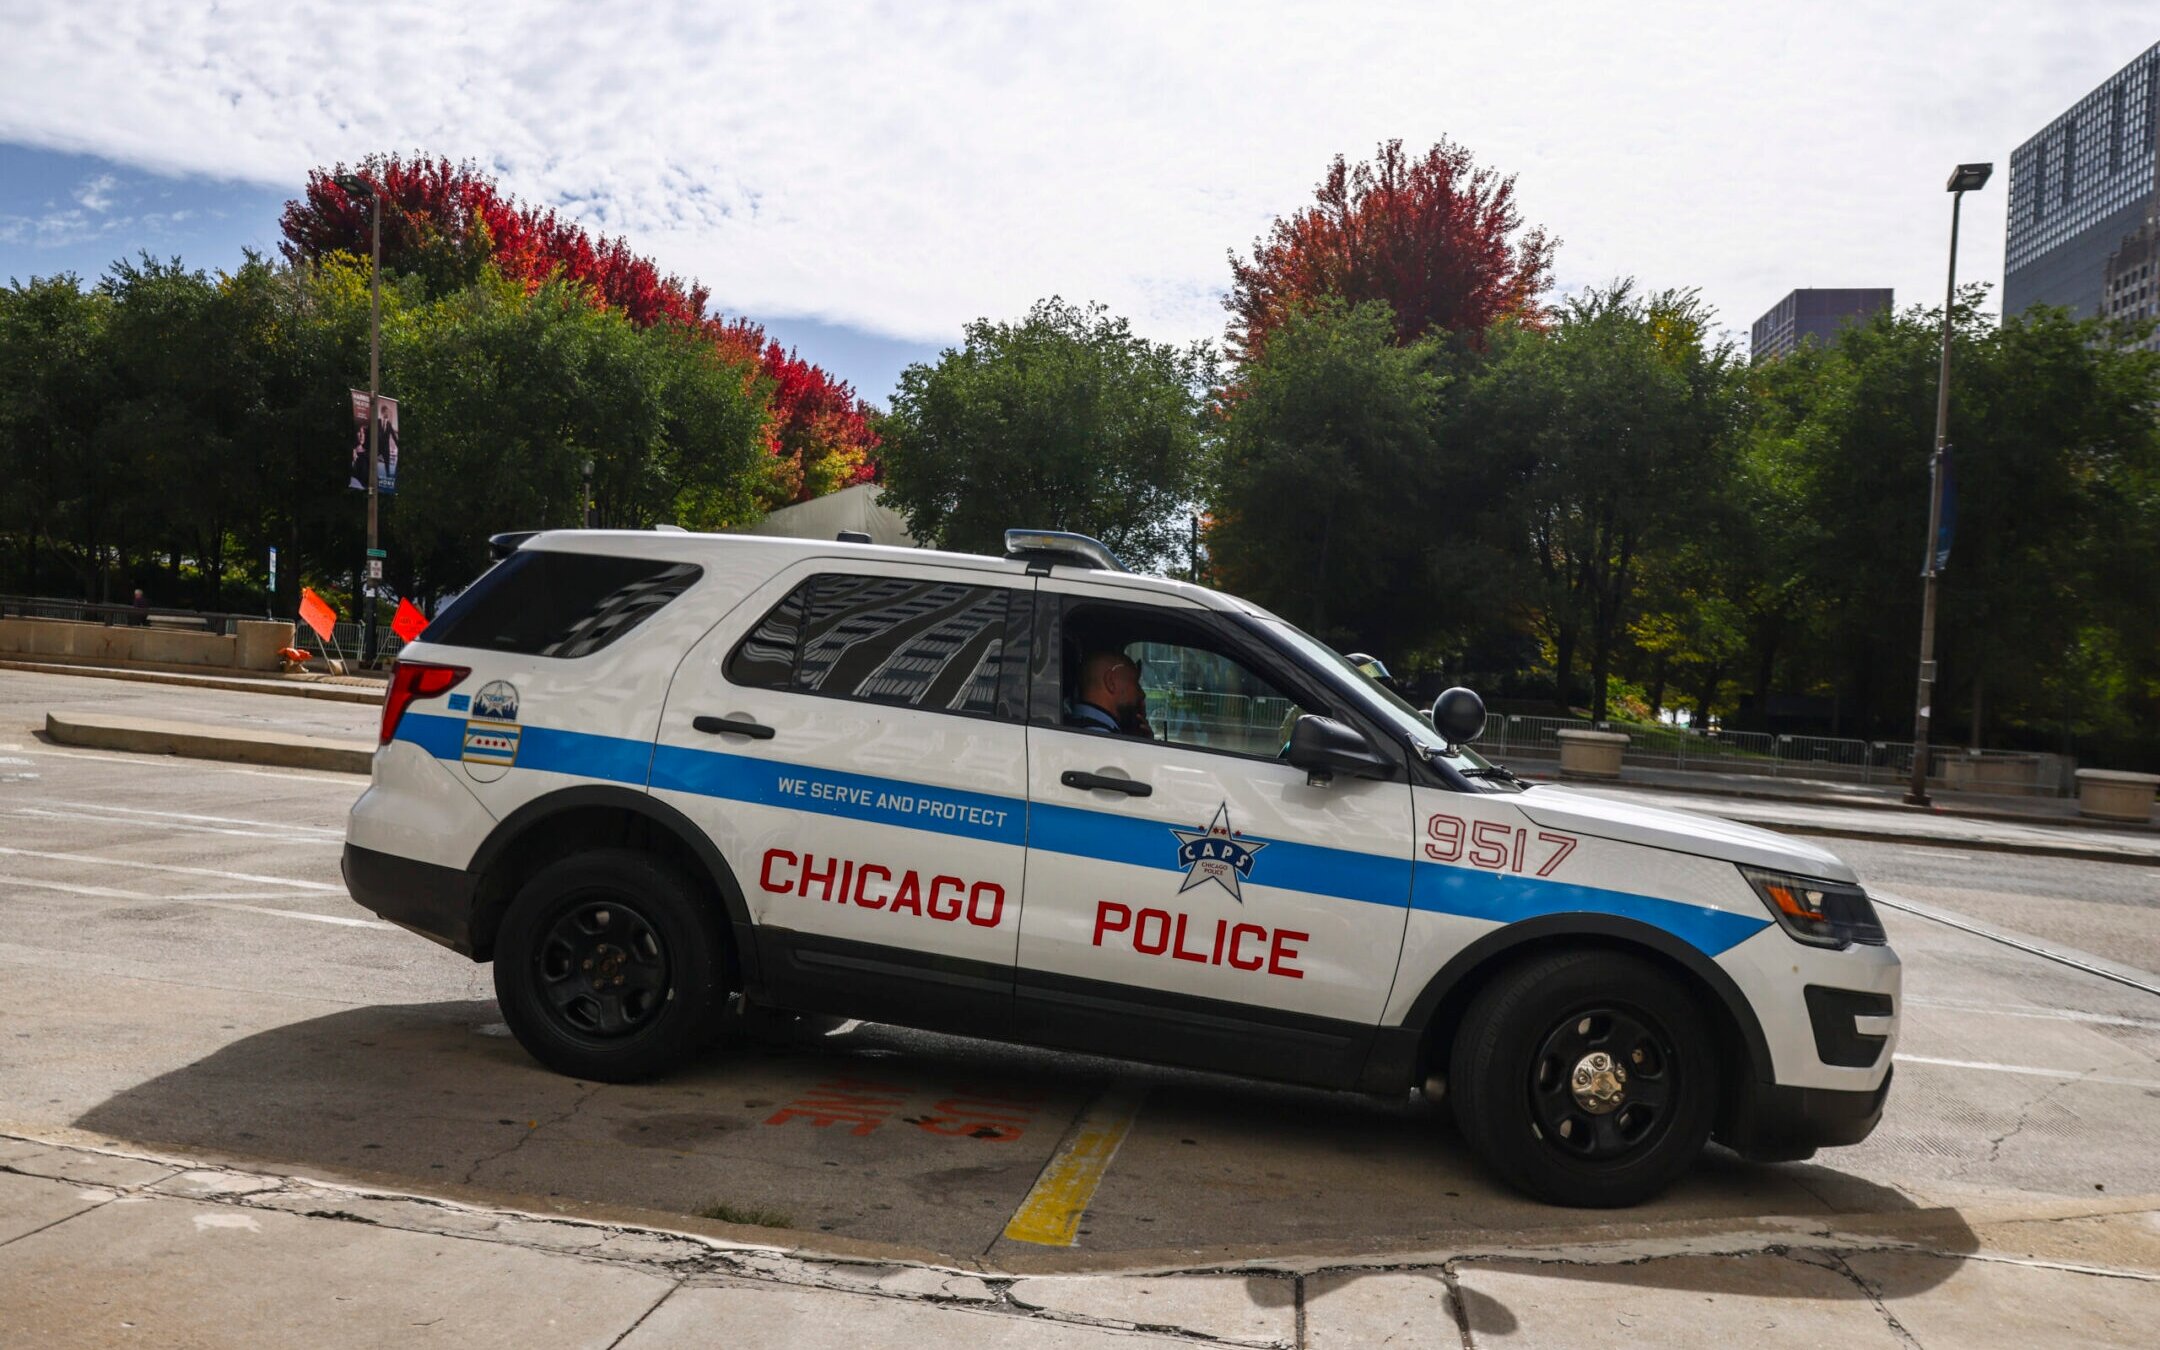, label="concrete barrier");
[1556,729,1629,779]
[44,711,373,774]
[2073,769,2159,824]
[0,616,295,672]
